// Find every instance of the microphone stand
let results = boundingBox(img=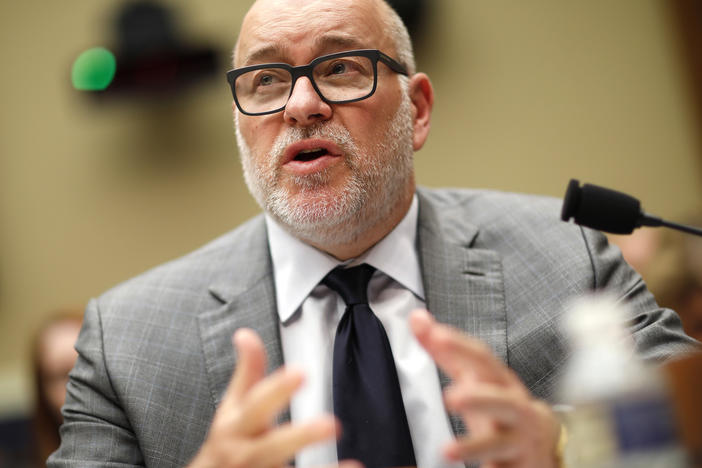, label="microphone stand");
[640,214,702,237]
